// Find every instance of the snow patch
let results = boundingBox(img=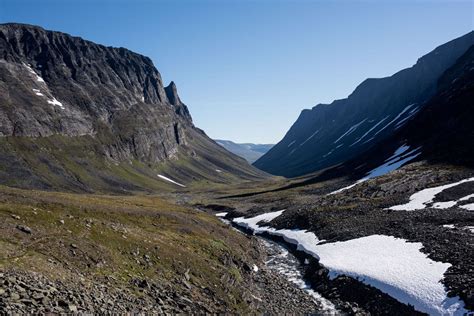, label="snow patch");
[252,264,259,272]
[465,226,474,233]
[233,210,285,232]
[328,145,421,195]
[459,203,474,211]
[32,88,44,96]
[363,145,421,179]
[215,212,228,217]
[314,236,466,315]
[24,63,45,83]
[395,106,420,129]
[328,182,361,195]
[215,169,222,173]
[334,119,367,143]
[47,98,65,109]
[233,211,468,315]
[371,104,416,138]
[322,149,334,158]
[300,129,320,146]
[389,177,474,211]
[443,224,474,233]
[157,174,186,187]
[459,194,474,201]
[351,116,389,146]
[433,201,458,209]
